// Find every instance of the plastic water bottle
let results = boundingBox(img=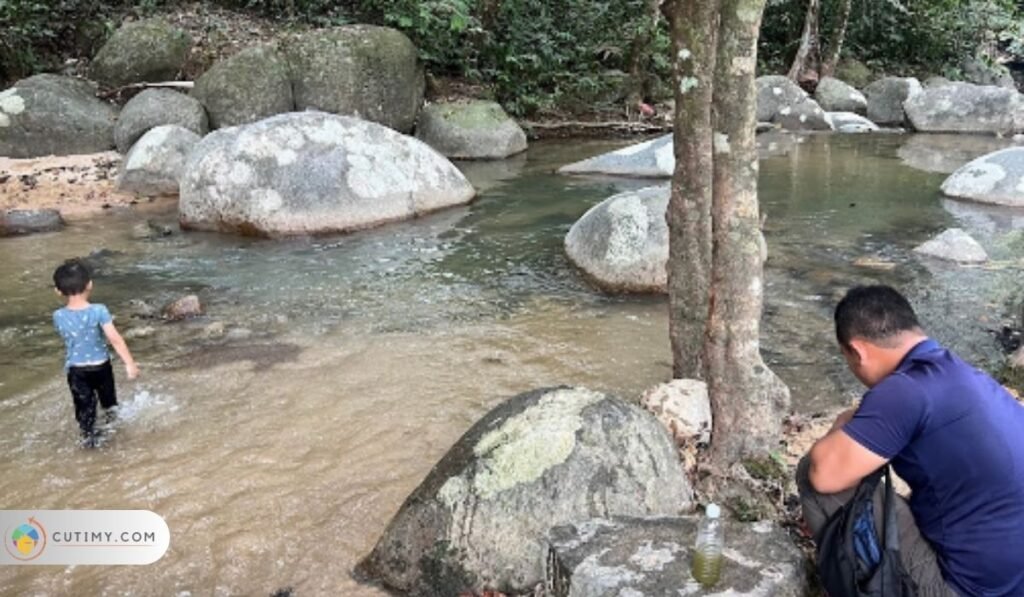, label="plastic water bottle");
[692,503,724,587]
